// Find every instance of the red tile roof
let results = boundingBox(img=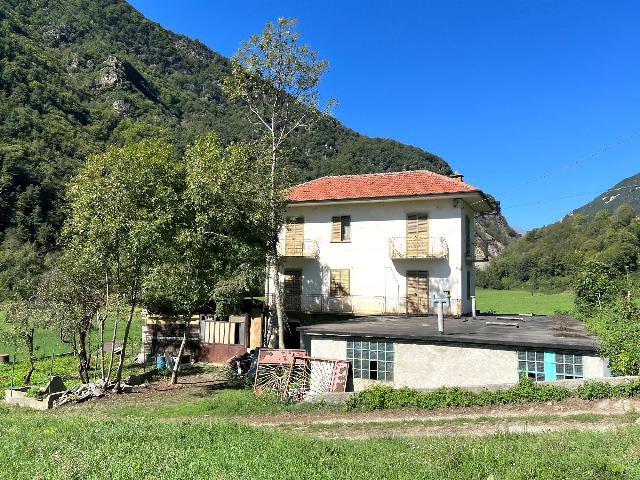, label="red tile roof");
[288,170,480,202]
